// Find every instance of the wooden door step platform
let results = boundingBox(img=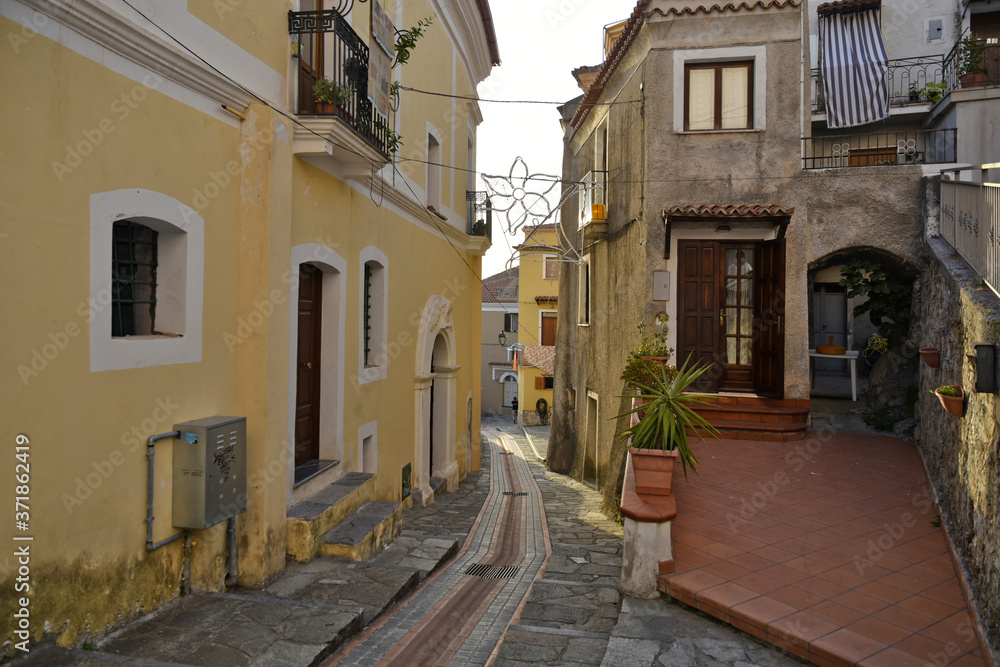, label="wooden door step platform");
[320,500,404,561]
[690,396,809,441]
[286,472,375,563]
